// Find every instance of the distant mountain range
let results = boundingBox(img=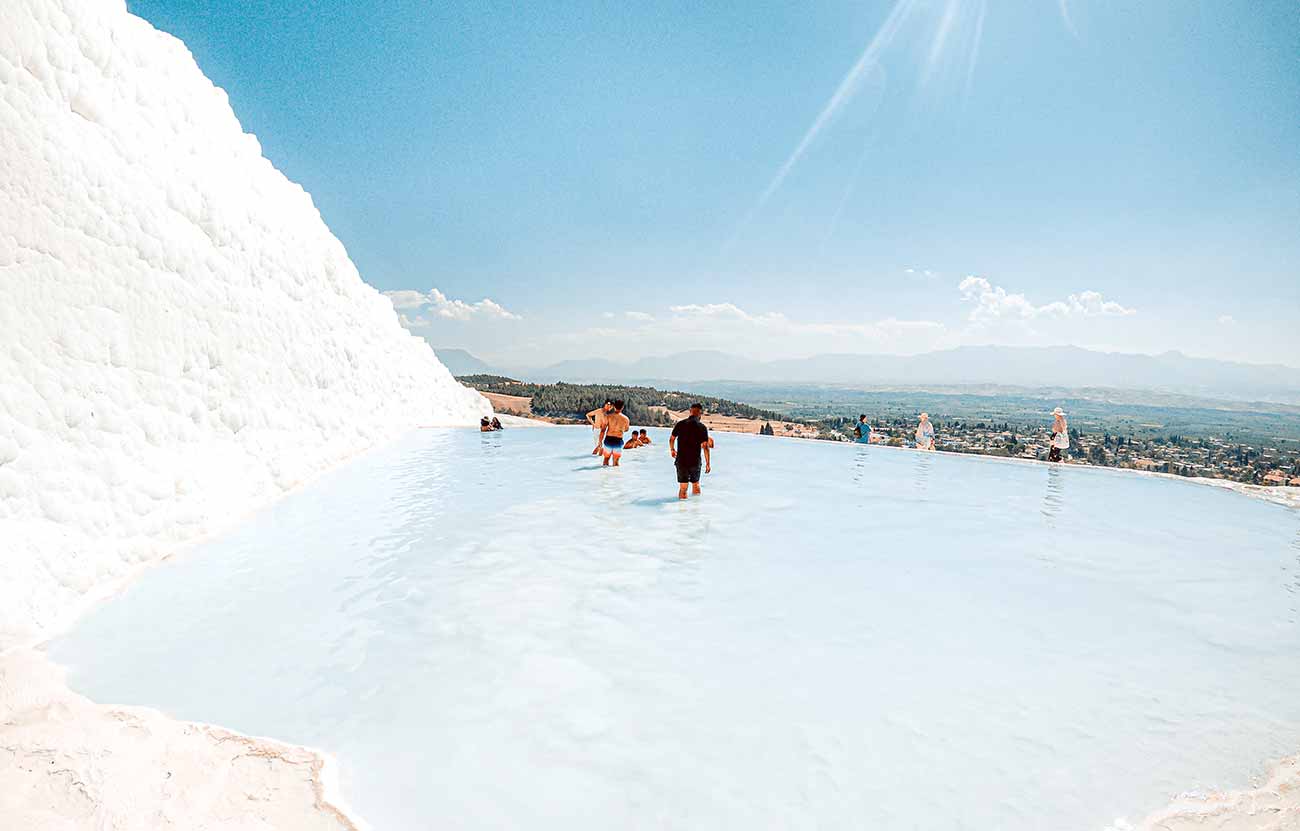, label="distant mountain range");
[437,345,1300,405]
[433,348,497,376]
